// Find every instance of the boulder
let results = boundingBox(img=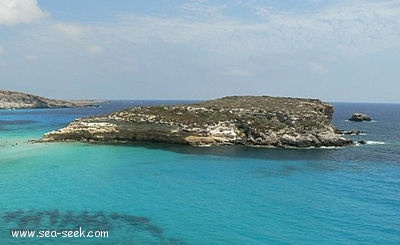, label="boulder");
[335,129,364,135]
[349,113,371,122]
